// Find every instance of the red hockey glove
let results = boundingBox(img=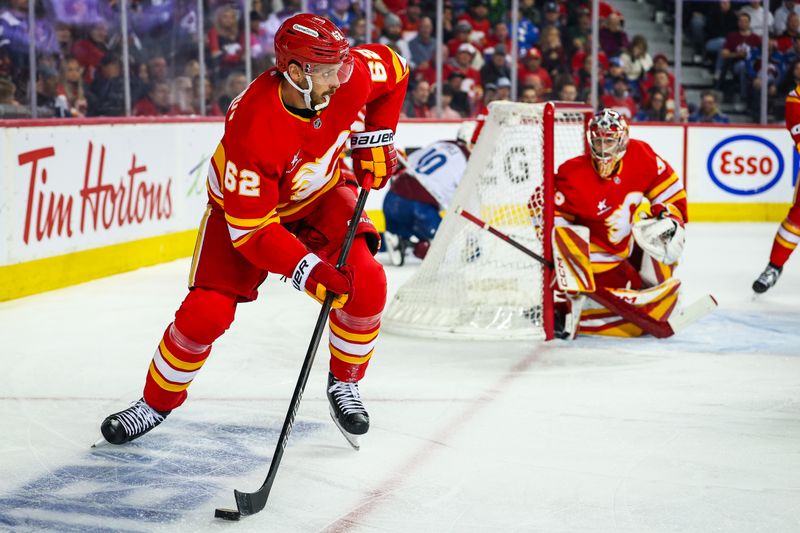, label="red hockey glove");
[292,253,352,309]
[350,129,397,190]
[649,203,684,226]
